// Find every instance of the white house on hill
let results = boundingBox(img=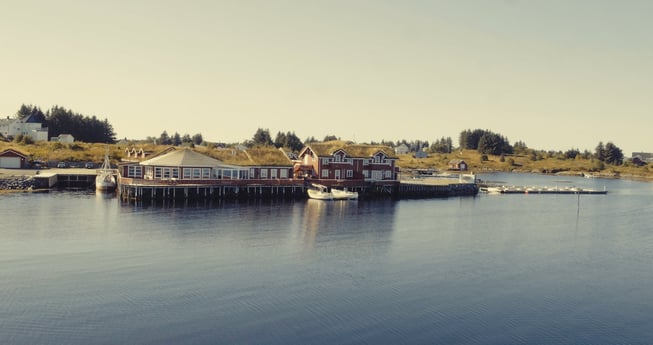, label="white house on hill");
[0,114,48,141]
